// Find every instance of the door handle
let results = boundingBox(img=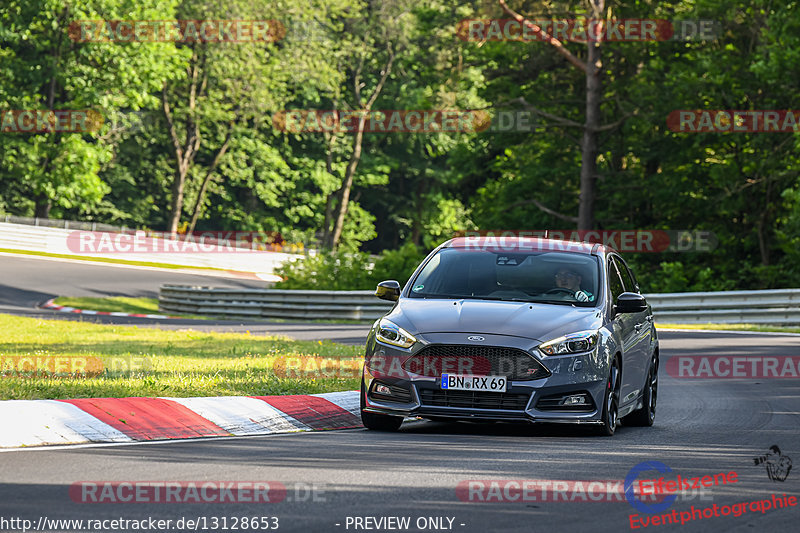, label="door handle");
[646,315,654,322]
[634,323,643,332]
